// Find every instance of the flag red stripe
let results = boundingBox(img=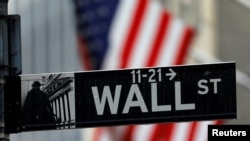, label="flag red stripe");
[120,0,148,68]
[77,37,93,70]
[174,26,194,65]
[146,11,171,67]
[187,122,198,141]
[149,125,162,141]
[121,125,136,141]
[163,123,176,141]
[93,128,103,141]
[216,120,224,125]
[148,124,168,141]
[148,123,175,141]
